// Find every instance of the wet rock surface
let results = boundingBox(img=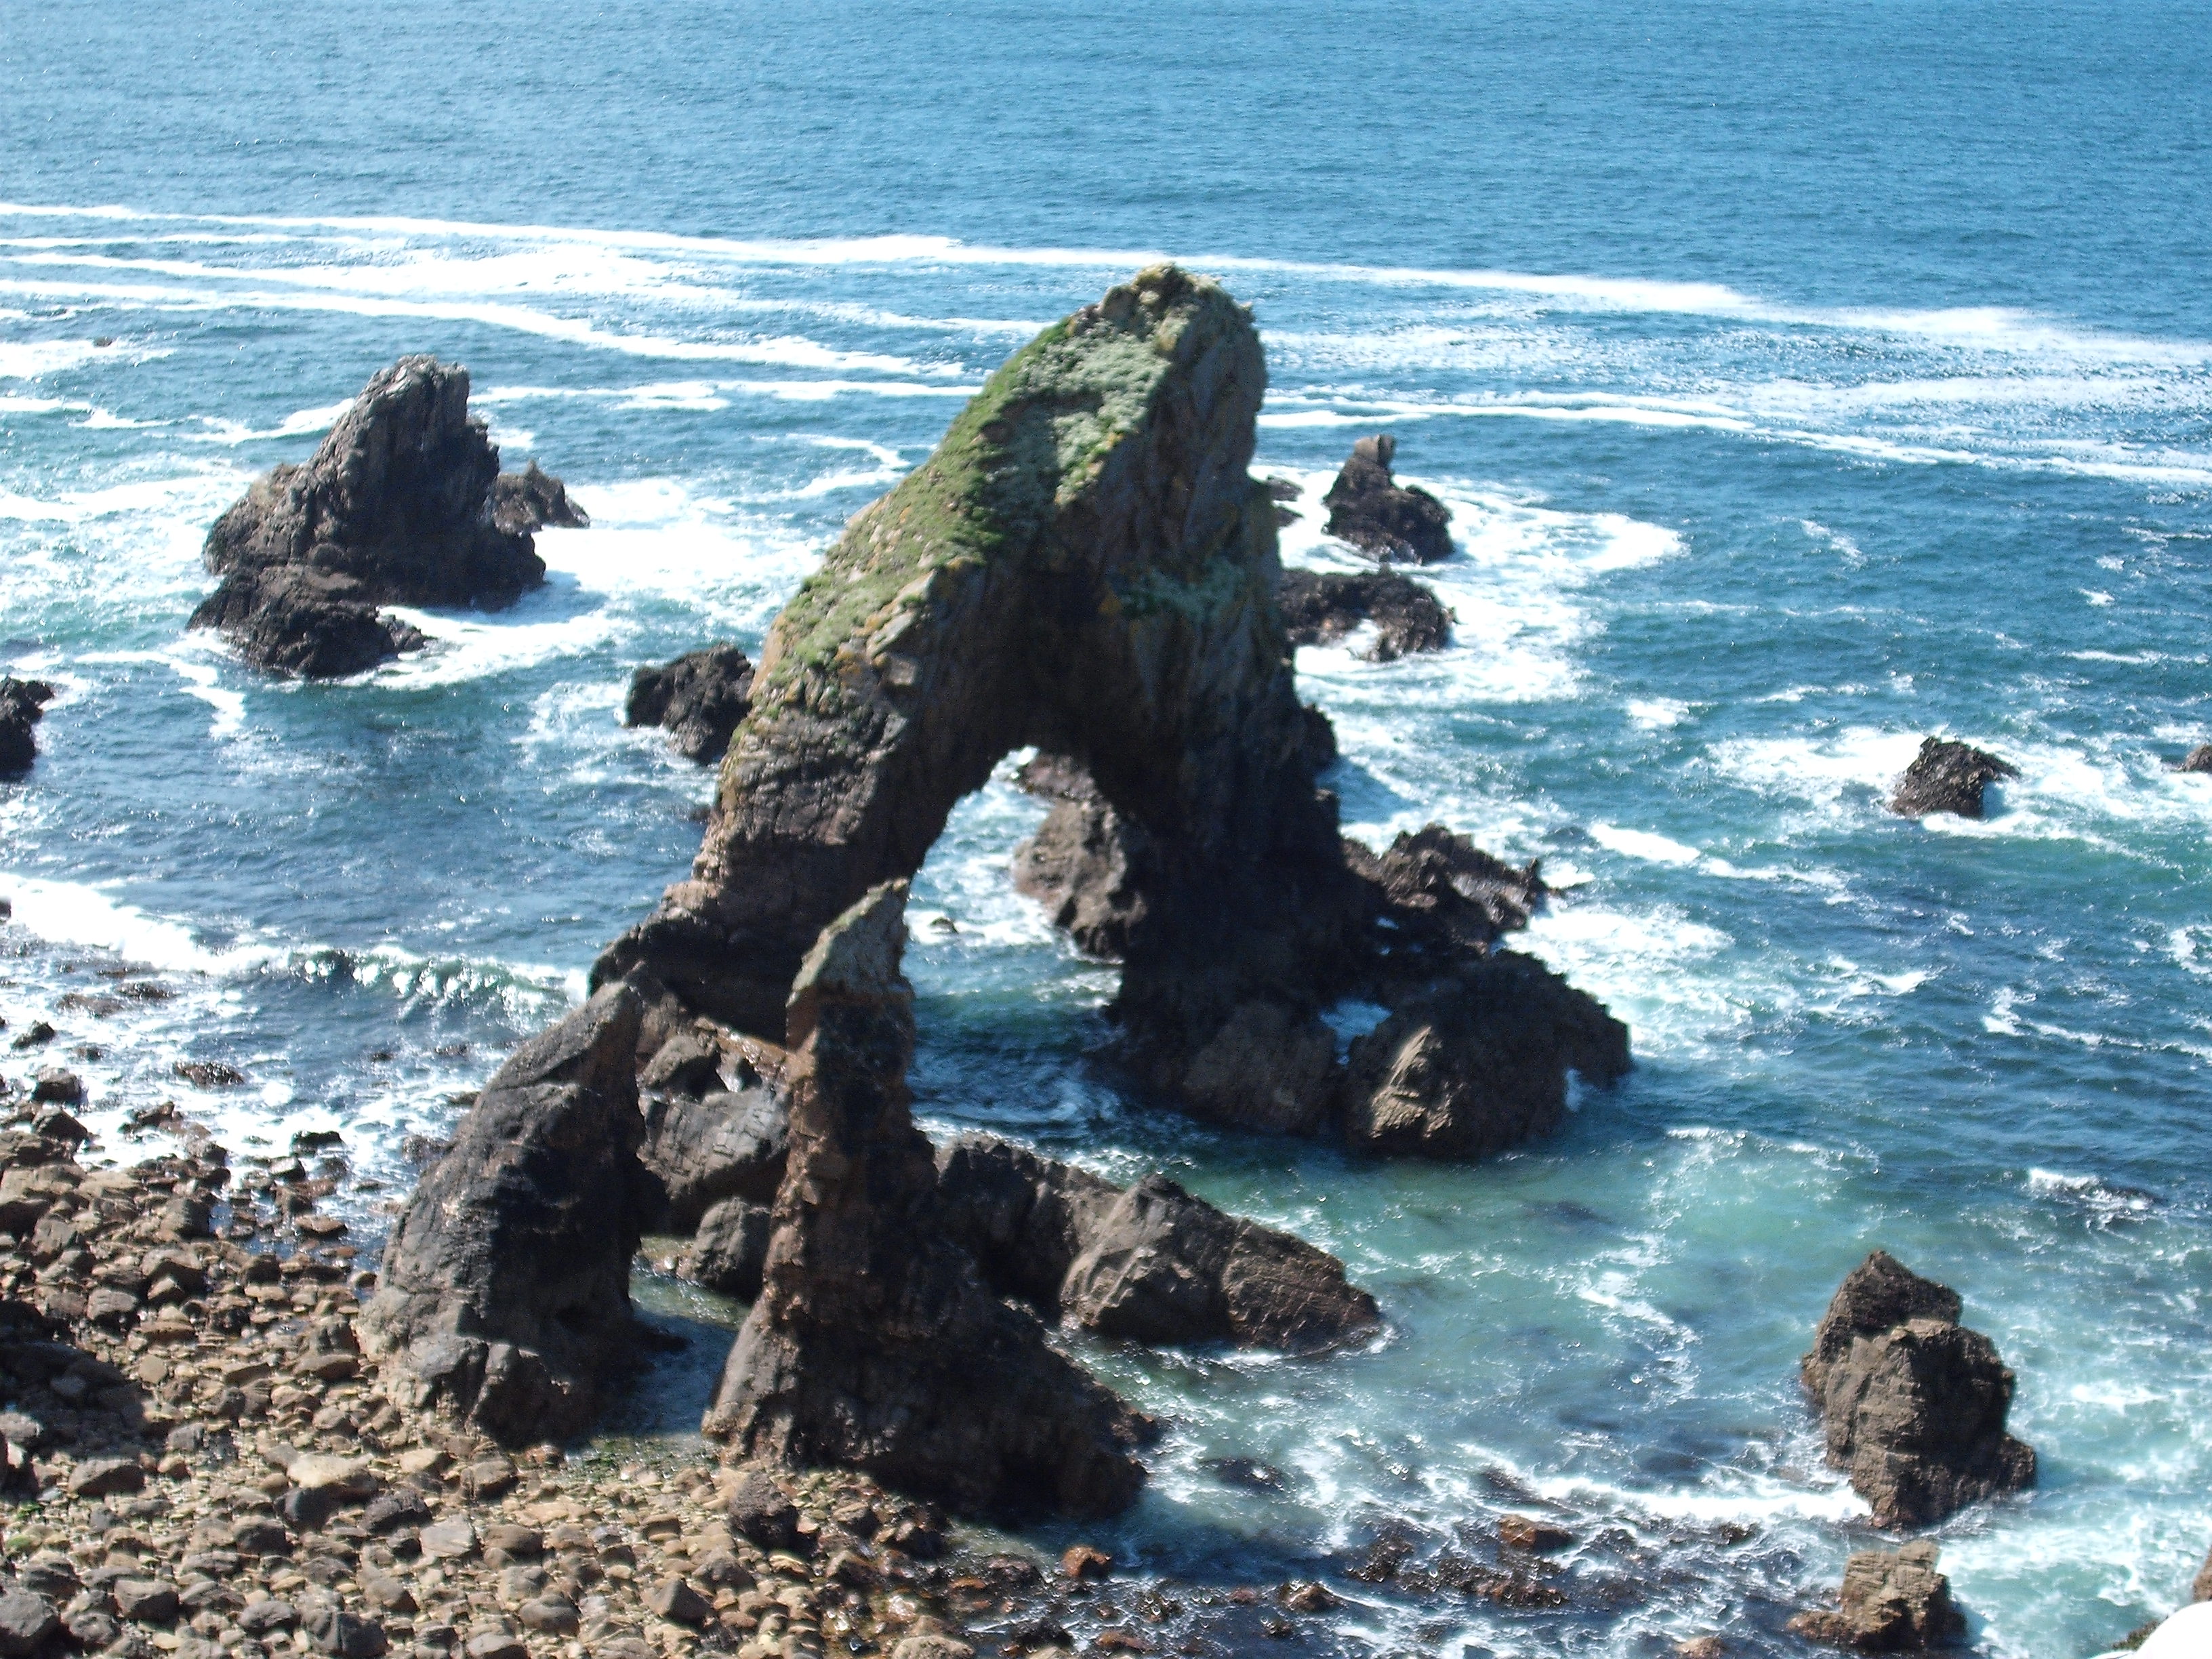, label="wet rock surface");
[193,356,571,677]
[705,884,1151,1517]
[1278,568,1451,660]
[360,987,653,1443]
[1790,1540,1967,1650]
[1889,737,2018,819]
[1321,434,1454,565]
[625,644,756,764]
[0,677,55,775]
[2177,743,2212,774]
[1803,1252,2035,1527]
